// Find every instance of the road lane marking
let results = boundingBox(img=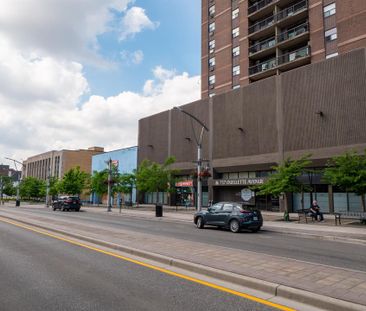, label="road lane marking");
[0,217,295,311]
